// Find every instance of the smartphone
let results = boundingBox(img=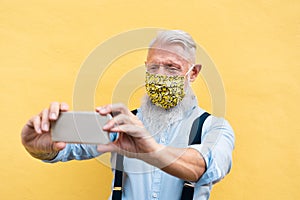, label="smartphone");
[51,111,117,144]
